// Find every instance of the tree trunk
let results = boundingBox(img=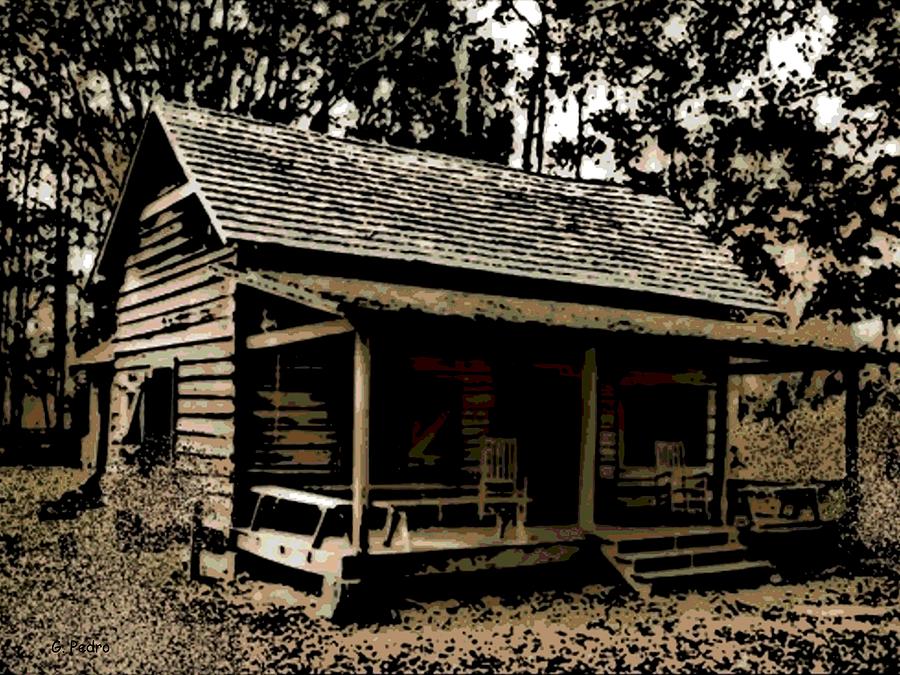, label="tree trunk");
[533,12,549,174]
[310,77,335,133]
[575,88,585,179]
[0,259,9,427]
[8,288,25,432]
[521,61,538,172]
[52,213,68,432]
[7,137,43,434]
